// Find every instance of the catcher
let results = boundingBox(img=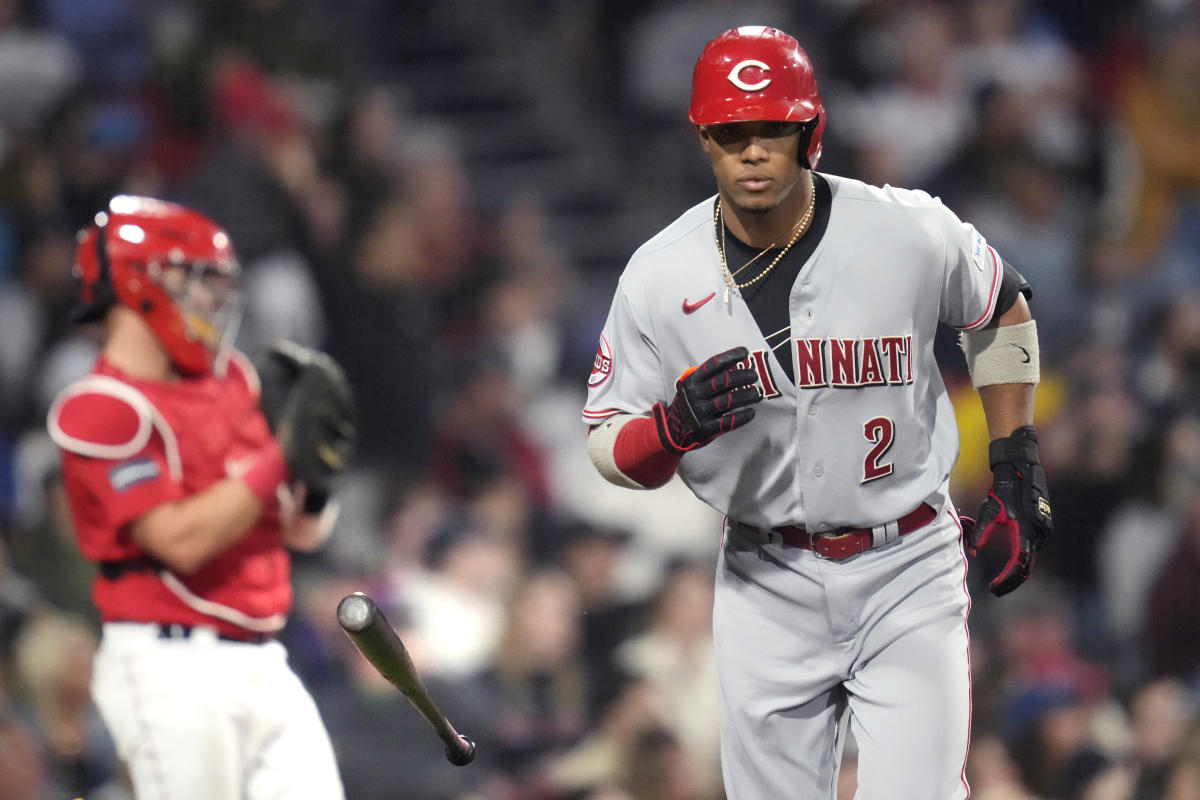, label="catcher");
[46,196,355,799]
